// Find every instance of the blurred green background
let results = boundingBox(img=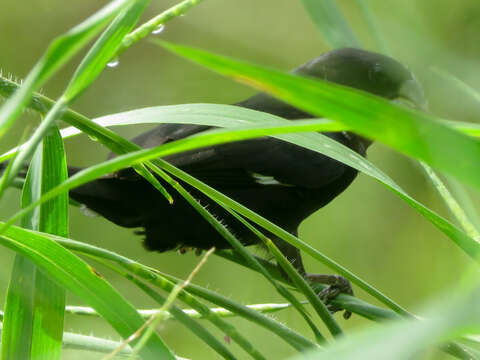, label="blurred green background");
[1,0,480,359]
